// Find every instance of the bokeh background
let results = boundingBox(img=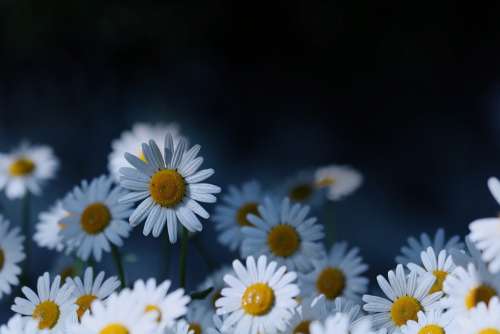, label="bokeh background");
[1,0,500,319]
